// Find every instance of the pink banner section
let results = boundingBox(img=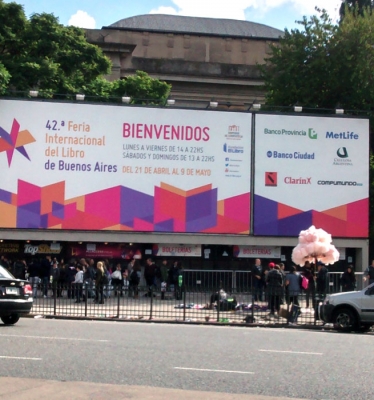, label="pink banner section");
[0,180,250,235]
